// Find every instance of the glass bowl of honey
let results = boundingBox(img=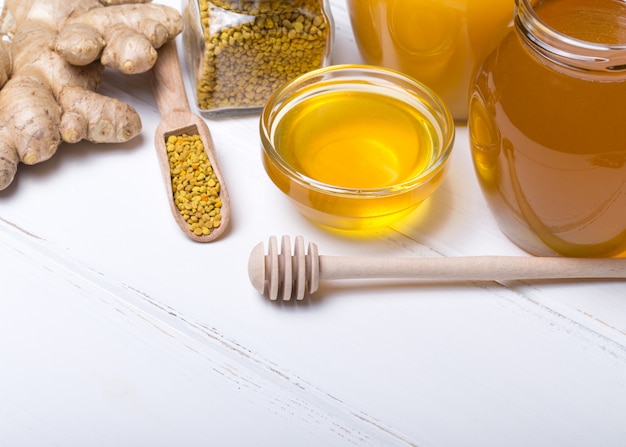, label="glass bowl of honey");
[260,64,455,231]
